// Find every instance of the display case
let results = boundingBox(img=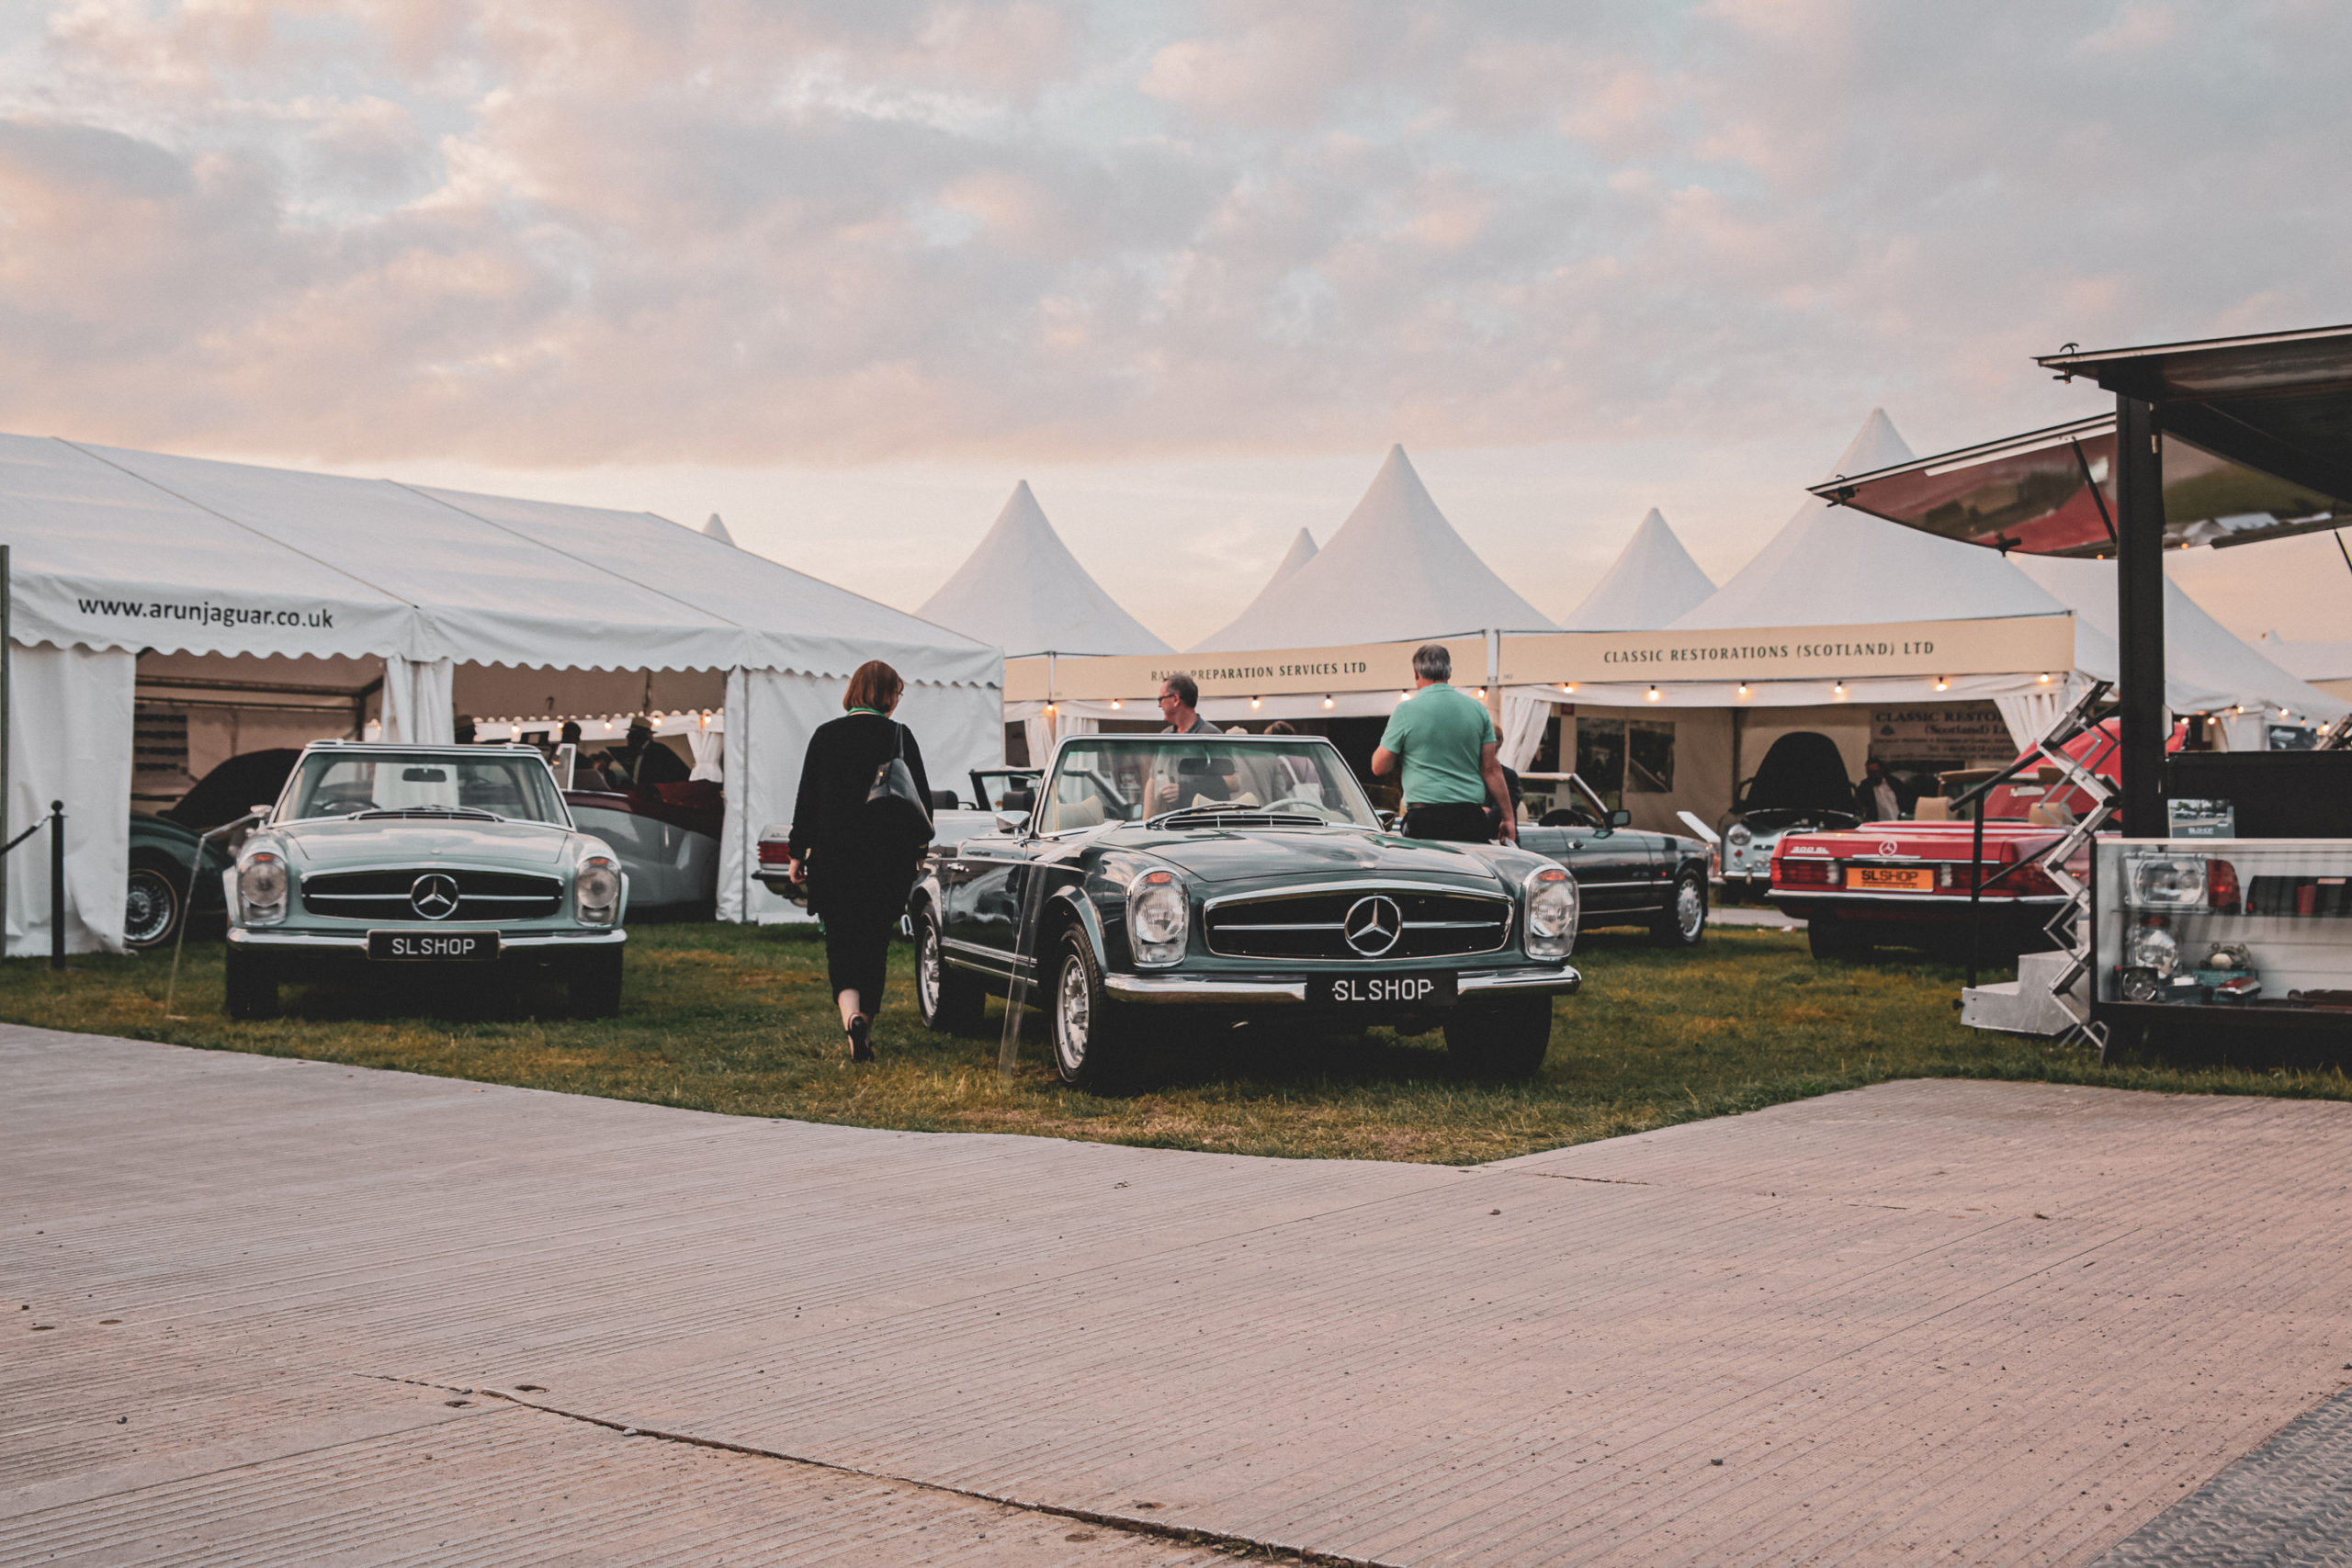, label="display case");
[2095,838,2352,1033]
